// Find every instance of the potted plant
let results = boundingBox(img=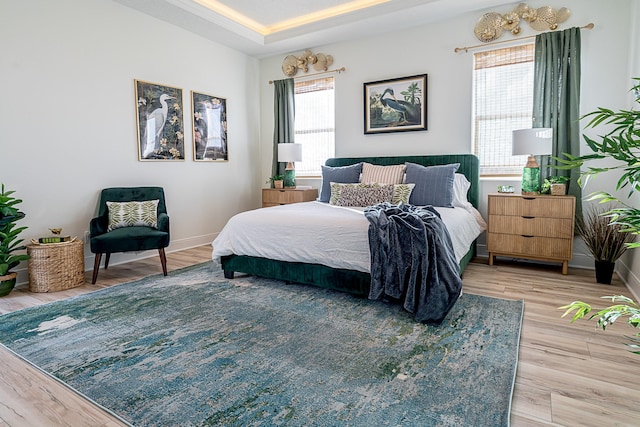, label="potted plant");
[555,78,640,352]
[541,176,569,196]
[0,184,30,297]
[576,204,635,284]
[266,174,284,189]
